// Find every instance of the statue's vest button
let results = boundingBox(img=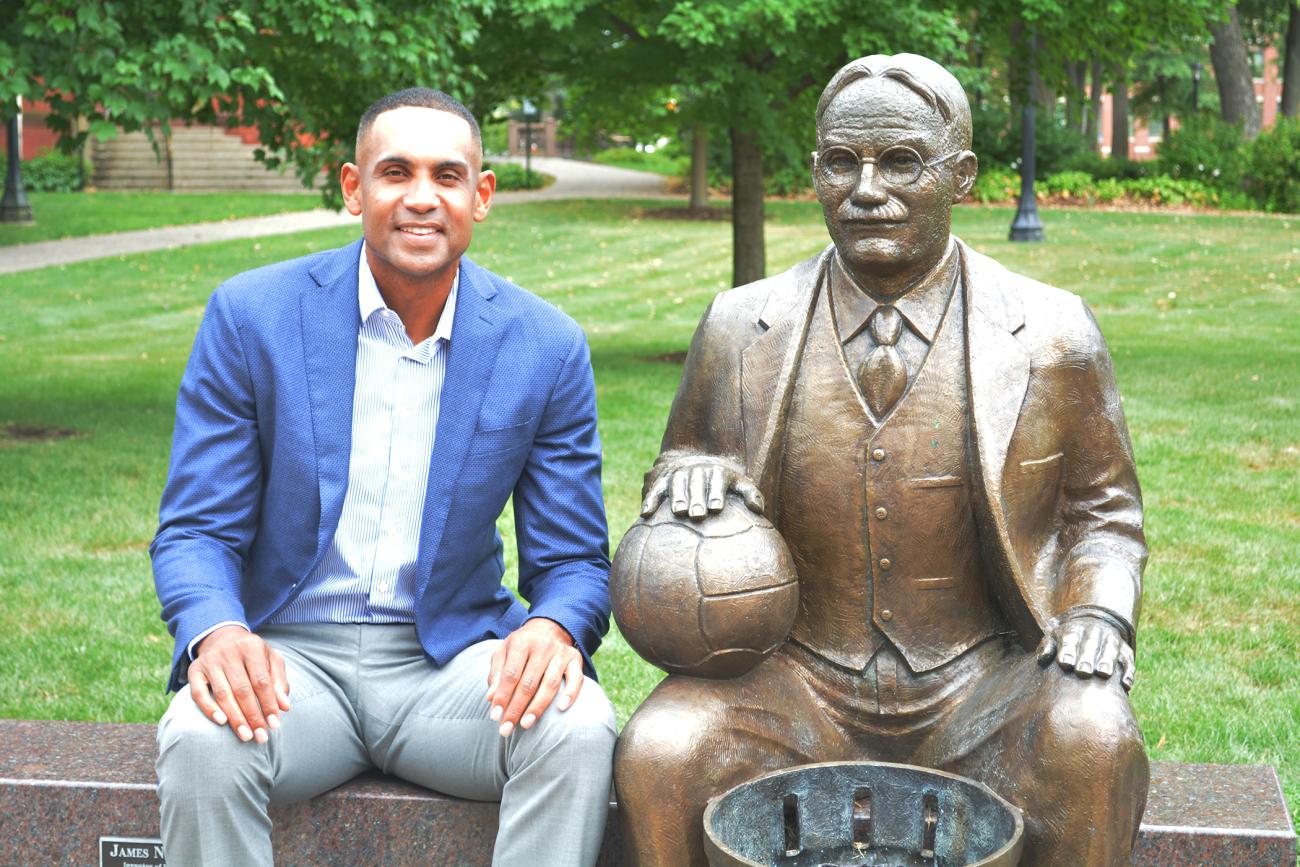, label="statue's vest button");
[872,448,887,461]
[875,507,888,520]
[879,558,892,570]
[880,609,893,621]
